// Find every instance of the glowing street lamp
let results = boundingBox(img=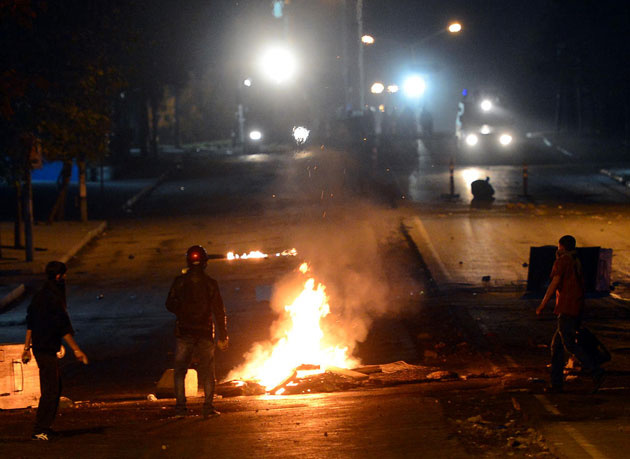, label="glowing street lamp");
[243,78,252,87]
[403,75,427,99]
[448,22,462,33]
[480,99,493,112]
[370,82,385,94]
[361,34,375,45]
[259,46,297,84]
